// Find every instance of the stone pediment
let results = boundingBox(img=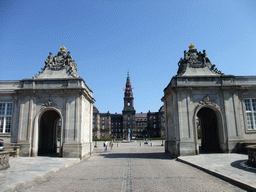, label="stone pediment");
[34,46,79,79]
[176,44,224,77]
